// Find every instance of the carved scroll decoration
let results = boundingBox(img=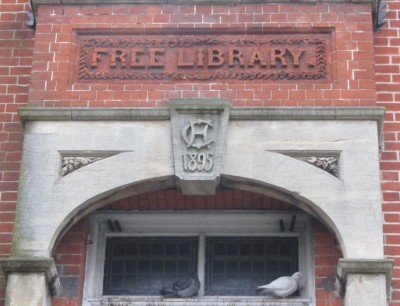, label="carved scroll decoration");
[78,37,327,82]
